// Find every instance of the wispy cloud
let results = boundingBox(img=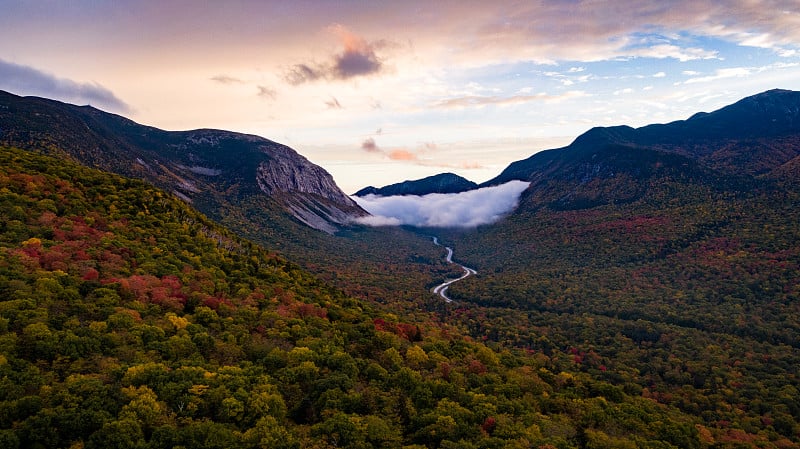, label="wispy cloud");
[360,137,417,160]
[325,96,342,109]
[434,91,586,109]
[628,44,719,61]
[0,59,129,113]
[682,67,752,84]
[353,180,530,228]
[736,30,800,56]
[466,1,800,63]
[678,61,799,85]
[388,149,417,161]
[210,75,244,84]
[357,136,483,170]
[285,63,326,85]
[257,85,277,100]
[540,69,594,86]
